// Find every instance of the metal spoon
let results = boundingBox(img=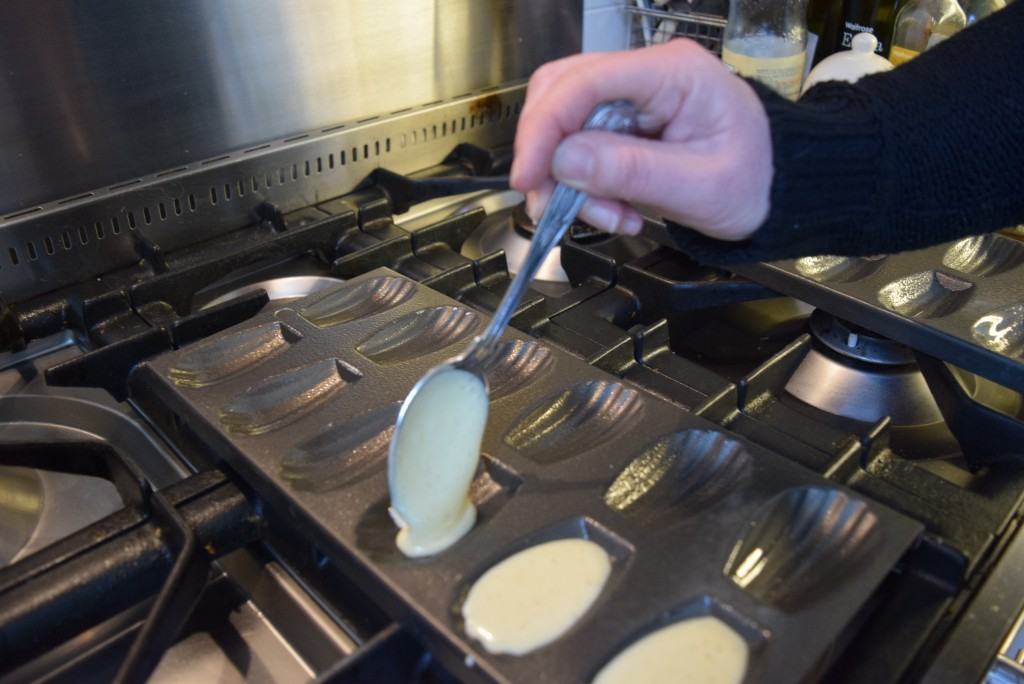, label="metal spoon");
[387,100,637,556]
[411,99,637,392]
